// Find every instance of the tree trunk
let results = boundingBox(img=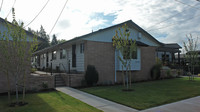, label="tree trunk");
[126,66,129,90]
[6,71,11,103]
[15,73,19,104]
[122,66,125,86]
[22,70,27,103]
[129,69,131,87]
